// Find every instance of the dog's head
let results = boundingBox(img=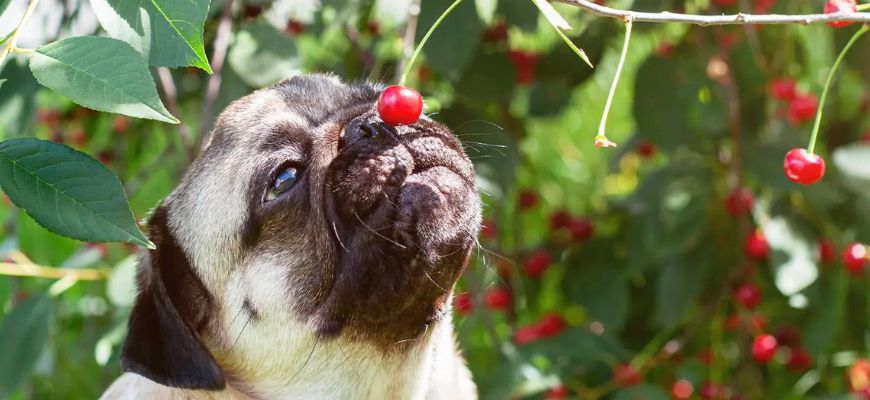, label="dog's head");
[120,74,481,390]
